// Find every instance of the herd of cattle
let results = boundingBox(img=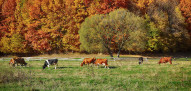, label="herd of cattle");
[8,56,173,69]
